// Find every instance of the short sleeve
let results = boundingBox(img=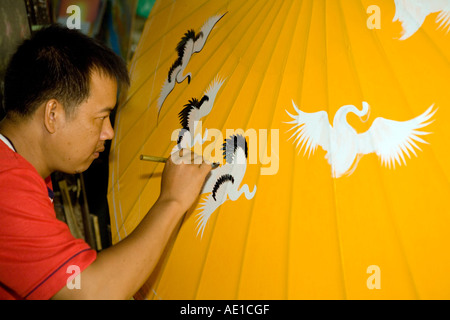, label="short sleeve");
[0,167,97,300]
